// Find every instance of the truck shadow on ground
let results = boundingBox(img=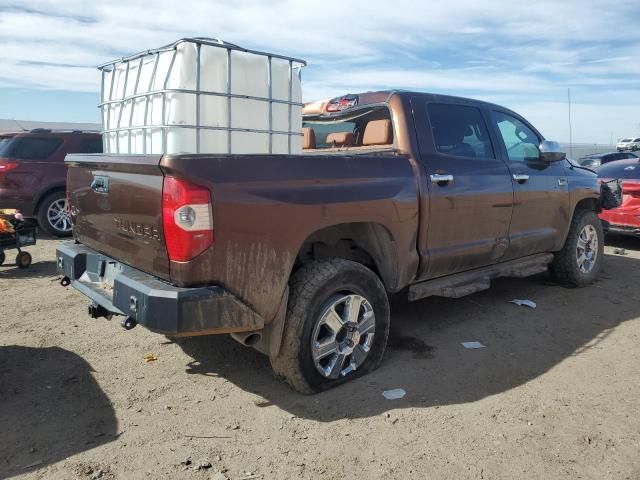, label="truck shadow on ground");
[177,252,640,422]
[0,346,117,478]
[0,259,58,280]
